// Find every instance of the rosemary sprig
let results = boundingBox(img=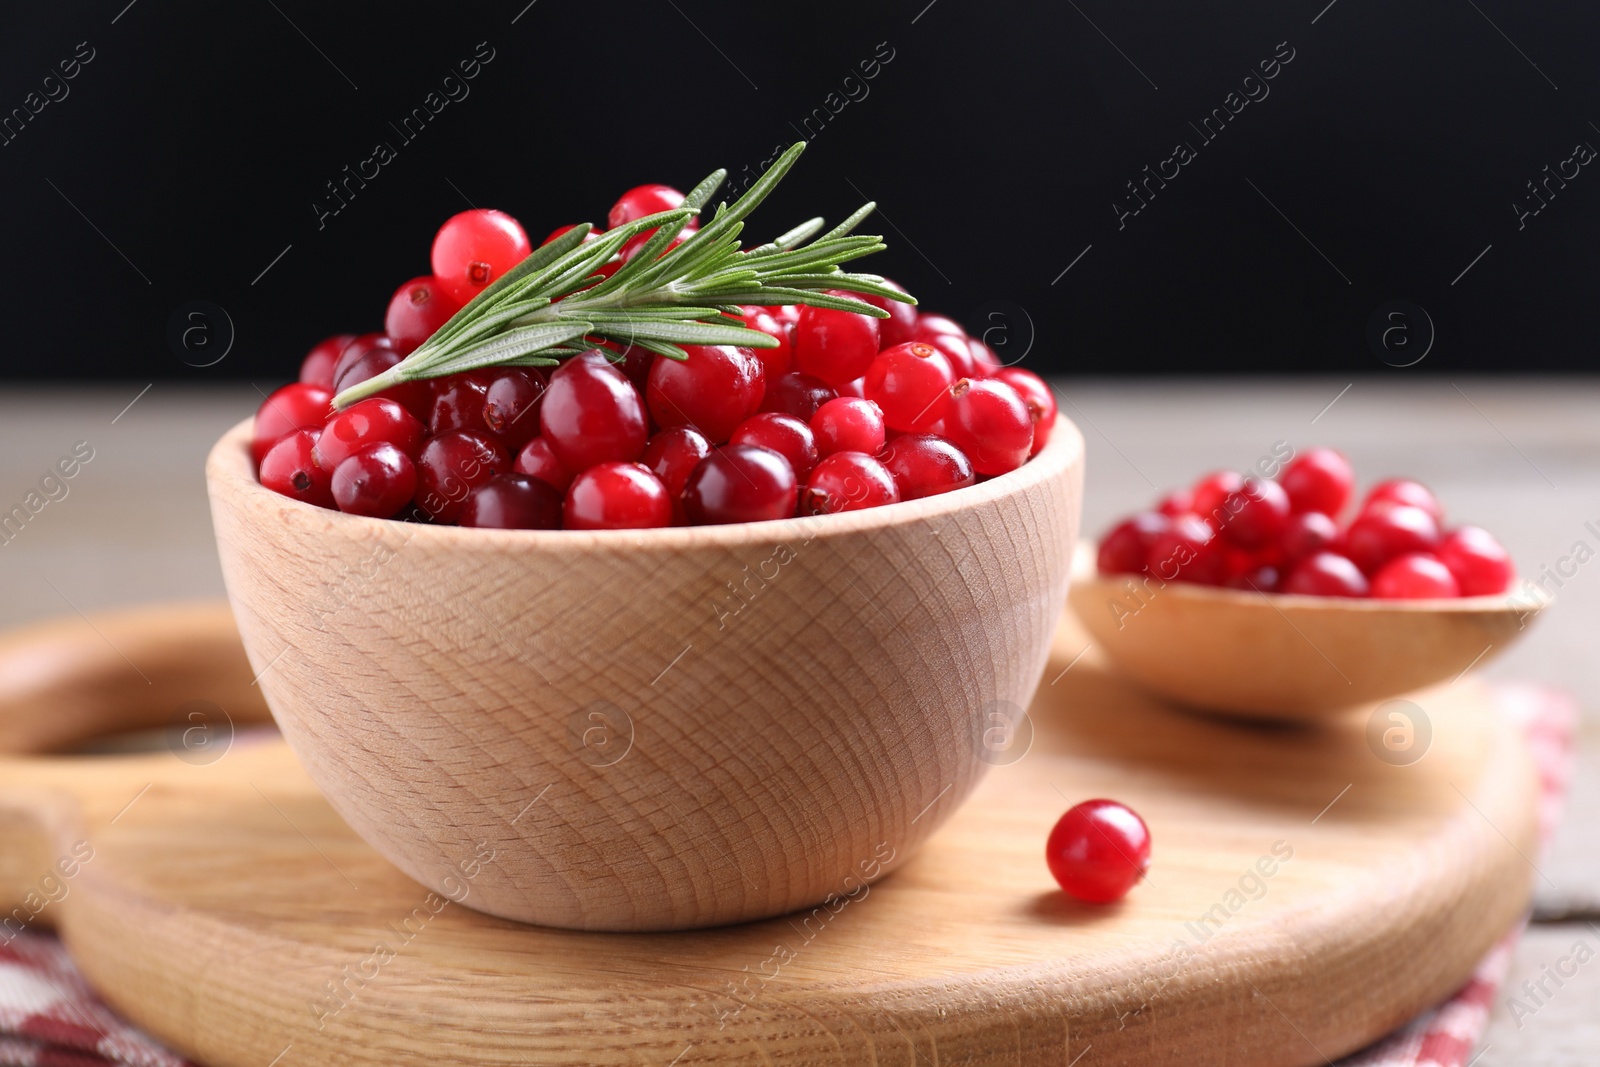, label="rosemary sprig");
[333,141,915,409]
